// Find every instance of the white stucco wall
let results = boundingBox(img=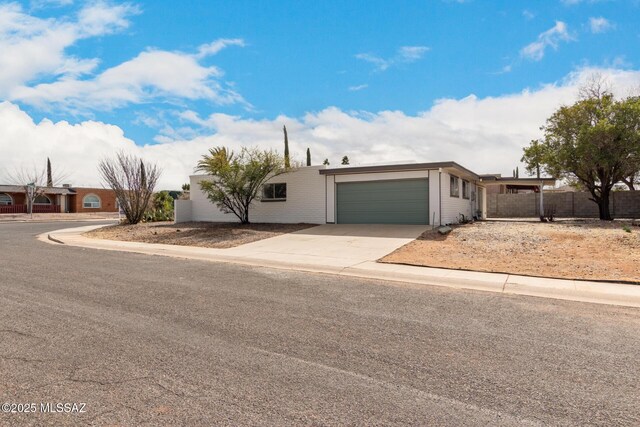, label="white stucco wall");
[190,166,327,224]
[326,175,335,223]
[439,170,478,225]
[174,199,192,224]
